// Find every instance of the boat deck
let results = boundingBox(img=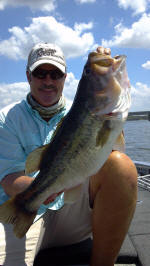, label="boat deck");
[116,186,150,266]
[34,185,150,266]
